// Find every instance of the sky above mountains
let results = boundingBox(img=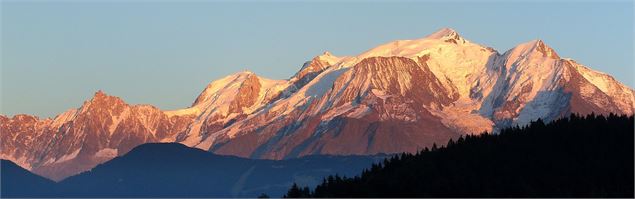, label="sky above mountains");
[2,1,633,118]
